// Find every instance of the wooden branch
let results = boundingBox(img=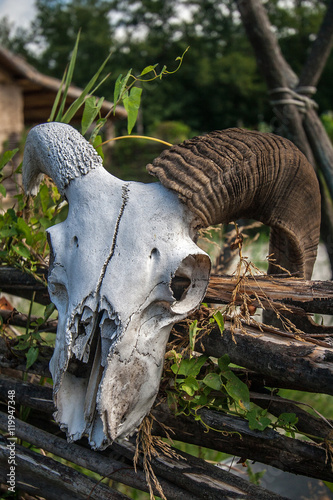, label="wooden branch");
[2,266,331,318]
[0,436,130,500]
[151,402,333,483]
[0,411,192,500]
[235,0,297,89]
[303,107,333,201]
[0,266,49,305]
[112,441,287,500]
[206,274,333,315]
[0,338,52,378]
[0,309,57,332]
[0,387,288,500]
[192,321,333,395]
[235,0,314,161]
[1,373,333,486]
[298,0,333,89]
